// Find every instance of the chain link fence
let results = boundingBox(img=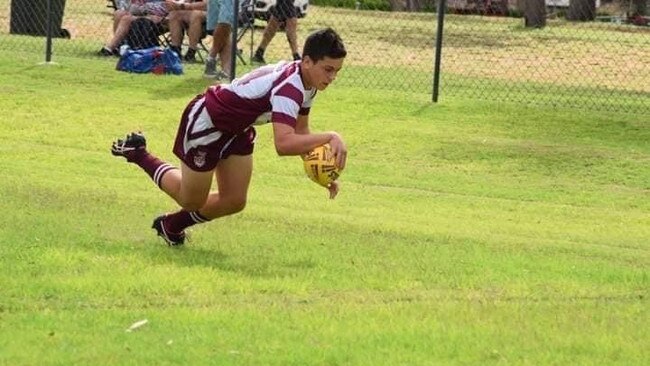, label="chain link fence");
[440,0,650,112]
[0,0,648,112]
